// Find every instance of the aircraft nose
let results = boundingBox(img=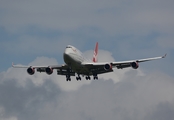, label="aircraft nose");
[64,48,70,55]
[63,48,72,64]
[64,48,72,59]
